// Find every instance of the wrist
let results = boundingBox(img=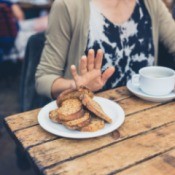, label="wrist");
[70,80,76,90]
